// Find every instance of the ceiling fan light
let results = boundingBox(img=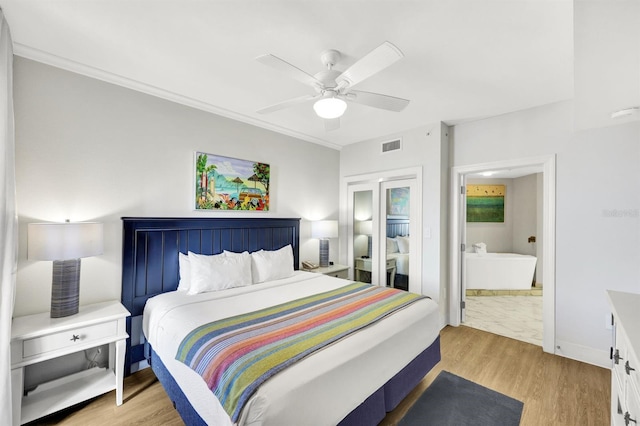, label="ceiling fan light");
[313,97,347,119]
